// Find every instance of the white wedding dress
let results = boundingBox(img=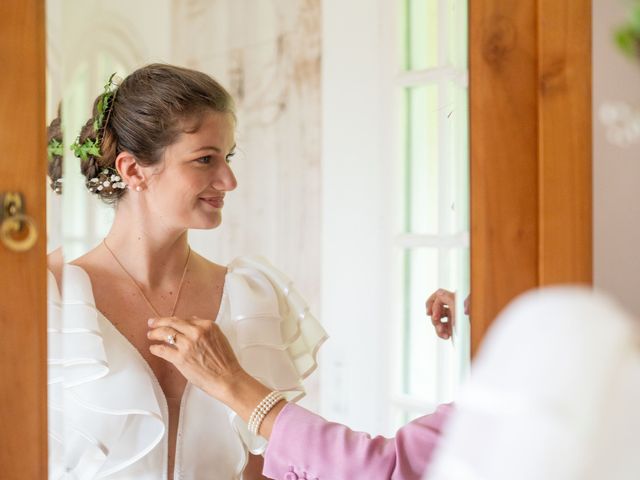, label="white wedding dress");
[47,256,327,479]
